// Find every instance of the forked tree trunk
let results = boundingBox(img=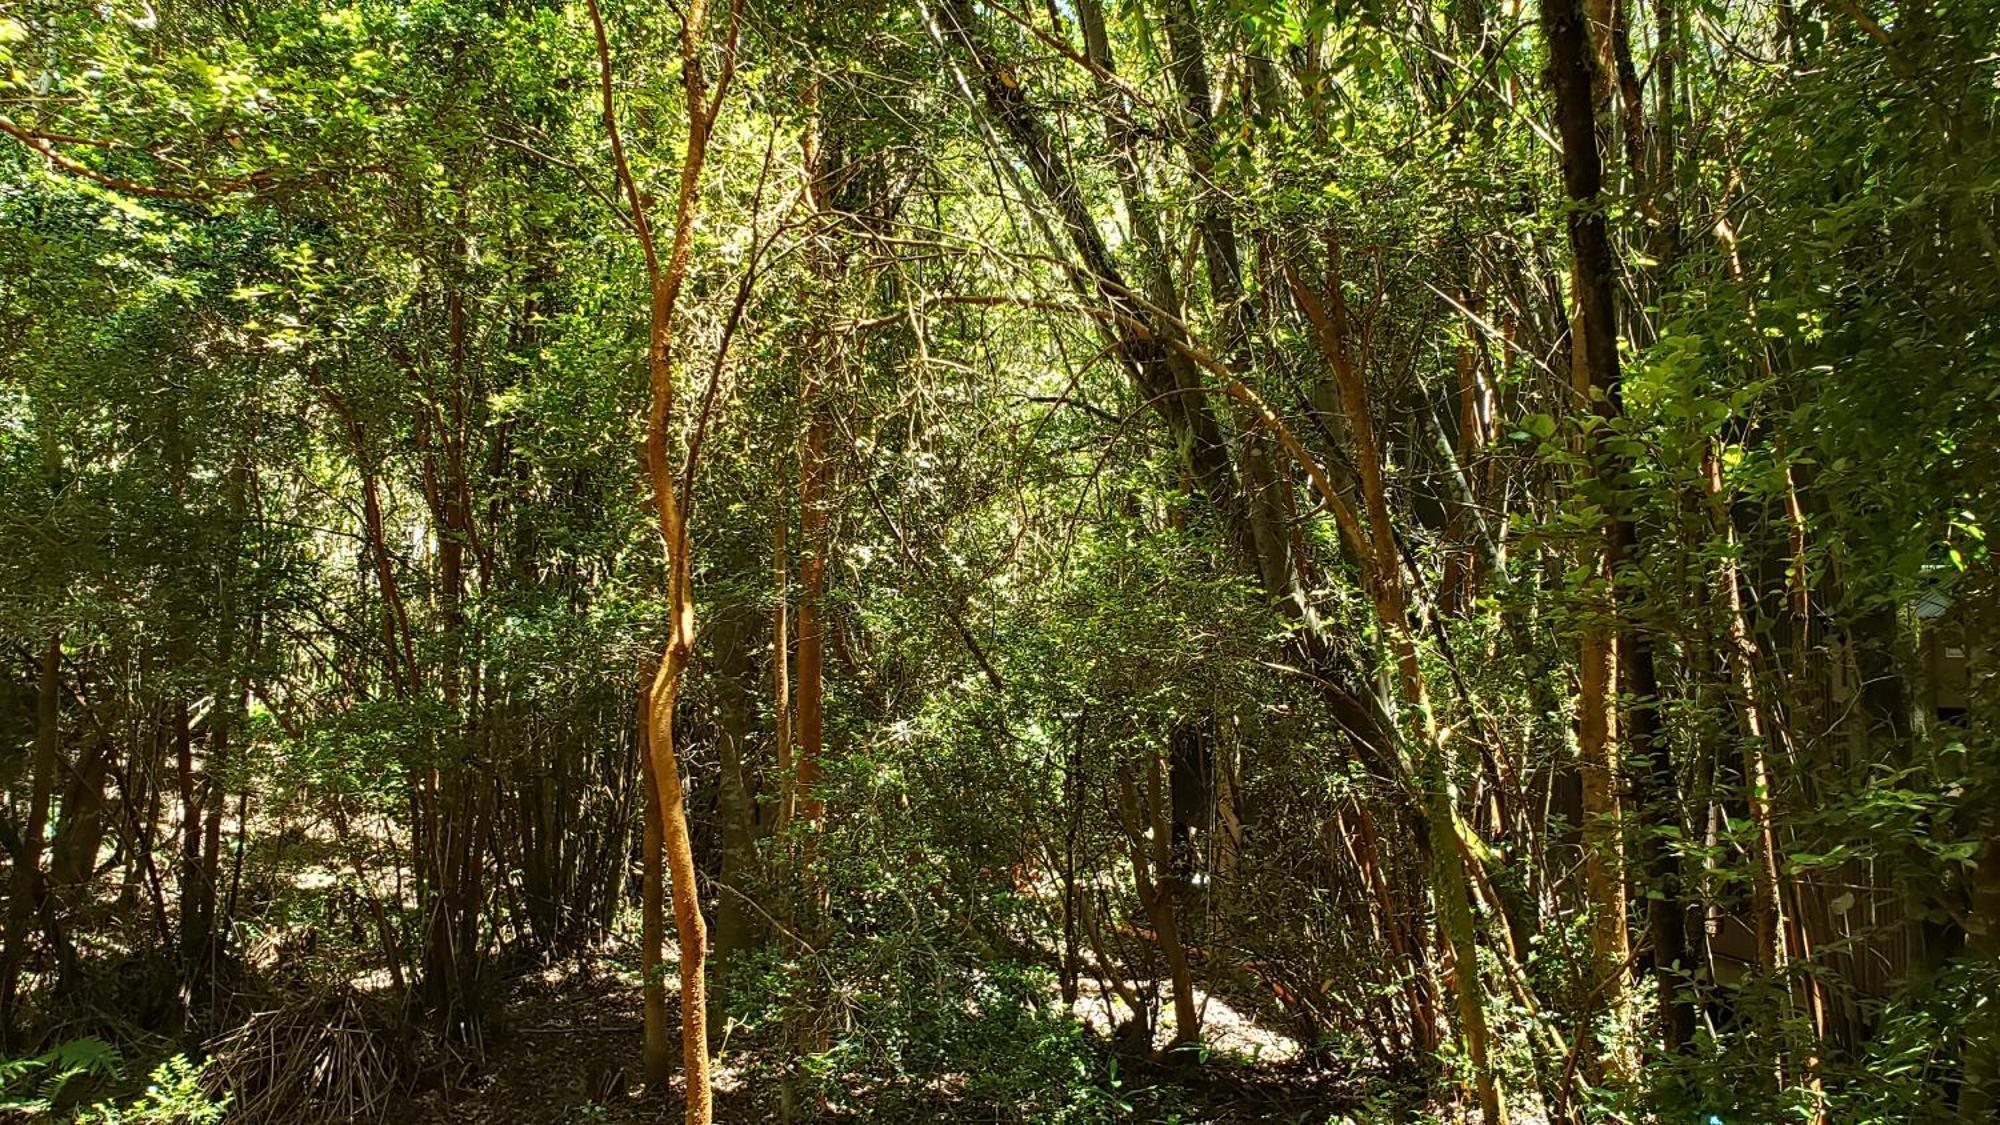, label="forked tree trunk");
[1116,757,1199,1049]
[586,0,741,1117]
[1284,249,1508,1125]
